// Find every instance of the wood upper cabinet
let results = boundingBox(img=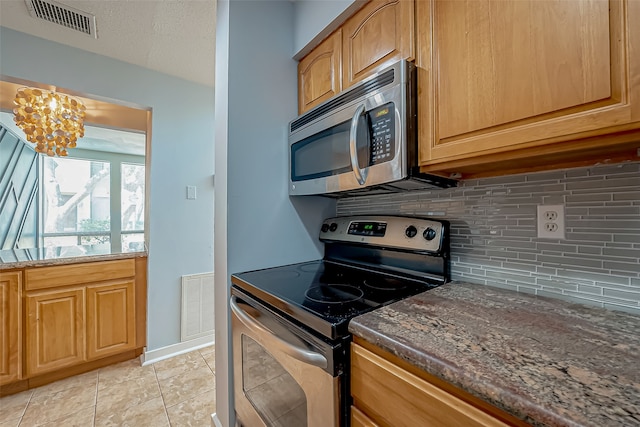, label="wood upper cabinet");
[0,271,21,385]
[351,341,529,427]
[418,0,640,173]
[298,0,414,113]
[26,288,85,377]
[298,29,342,114]
[87,281,136,360]
[342,0,414,88]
